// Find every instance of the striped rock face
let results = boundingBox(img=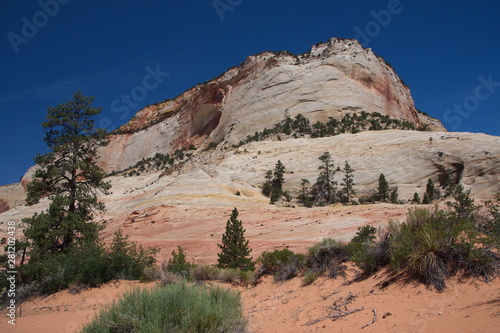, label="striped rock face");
[97,38,445,174]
